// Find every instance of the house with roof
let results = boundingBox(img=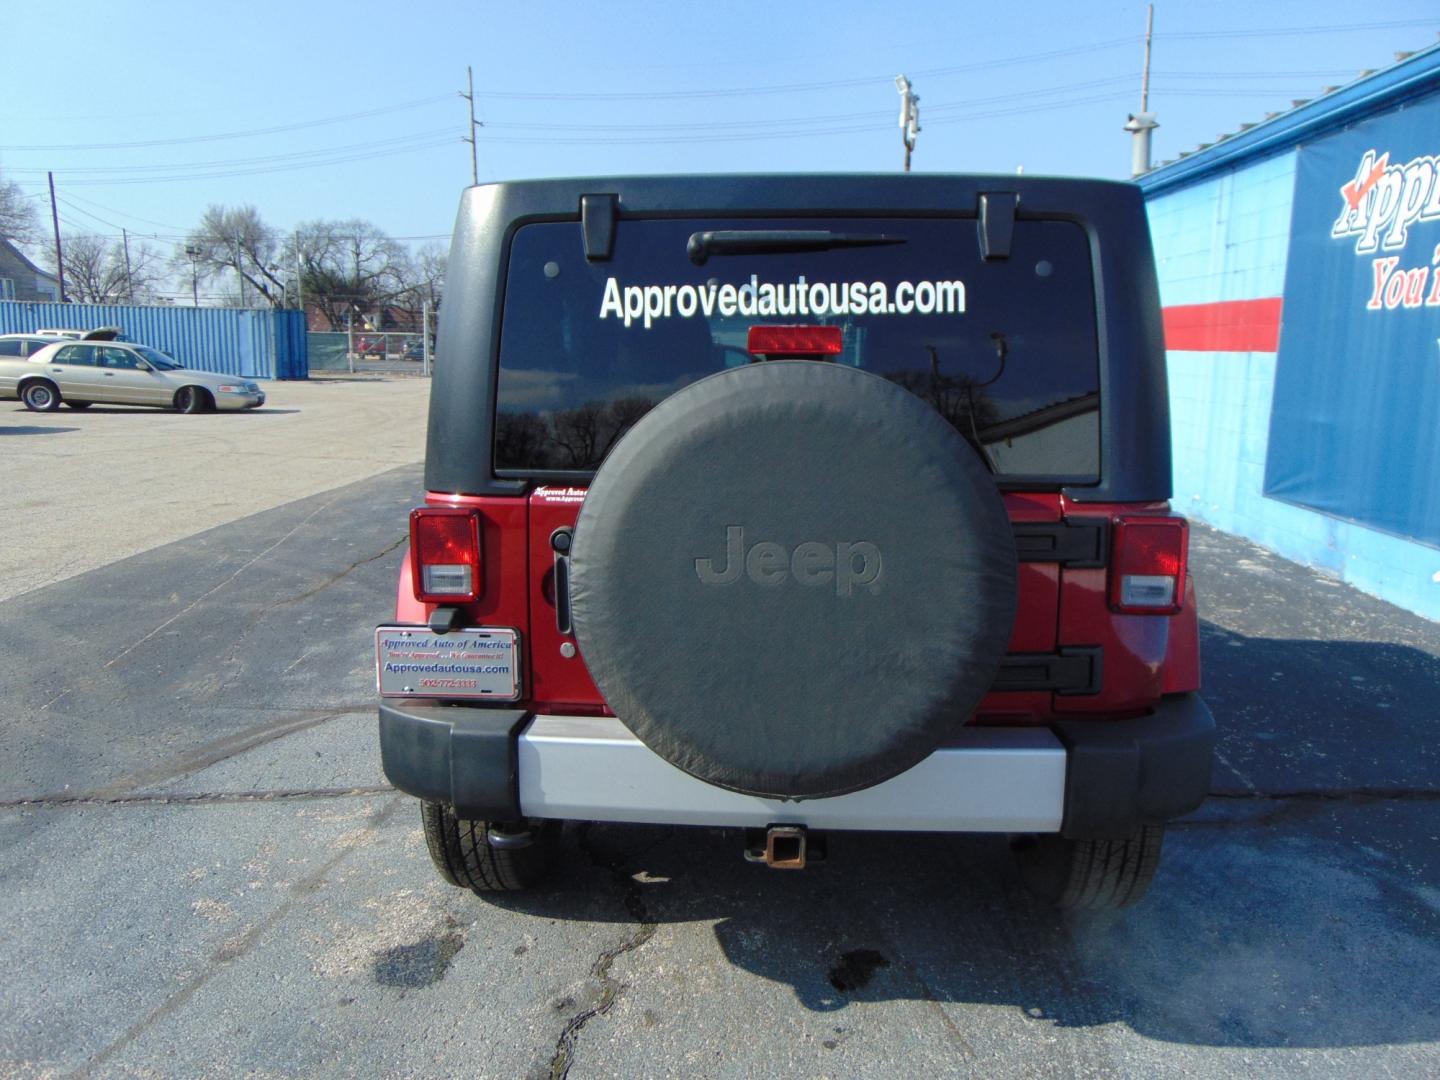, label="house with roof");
[0,238,61,302]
